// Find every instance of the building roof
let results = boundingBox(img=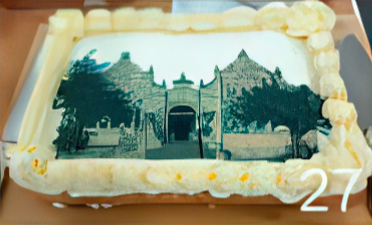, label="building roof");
[173,73,194,85]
